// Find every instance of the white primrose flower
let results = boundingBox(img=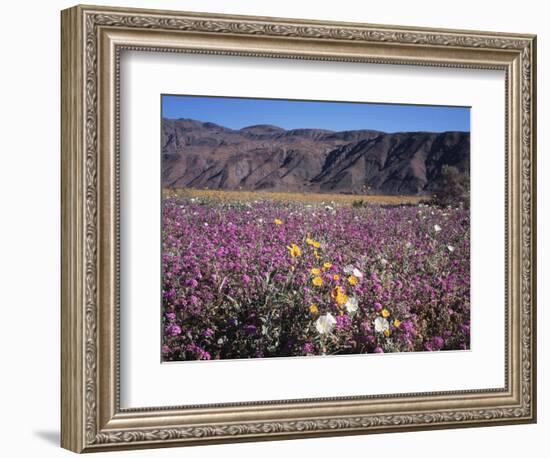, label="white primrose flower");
[315,313,337,335]
[447,245,455,252]
[434,224,442,233]
[343,265,355,275]
[374,316,390,333]
[352,268,363,278]
[345,297,359,314]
